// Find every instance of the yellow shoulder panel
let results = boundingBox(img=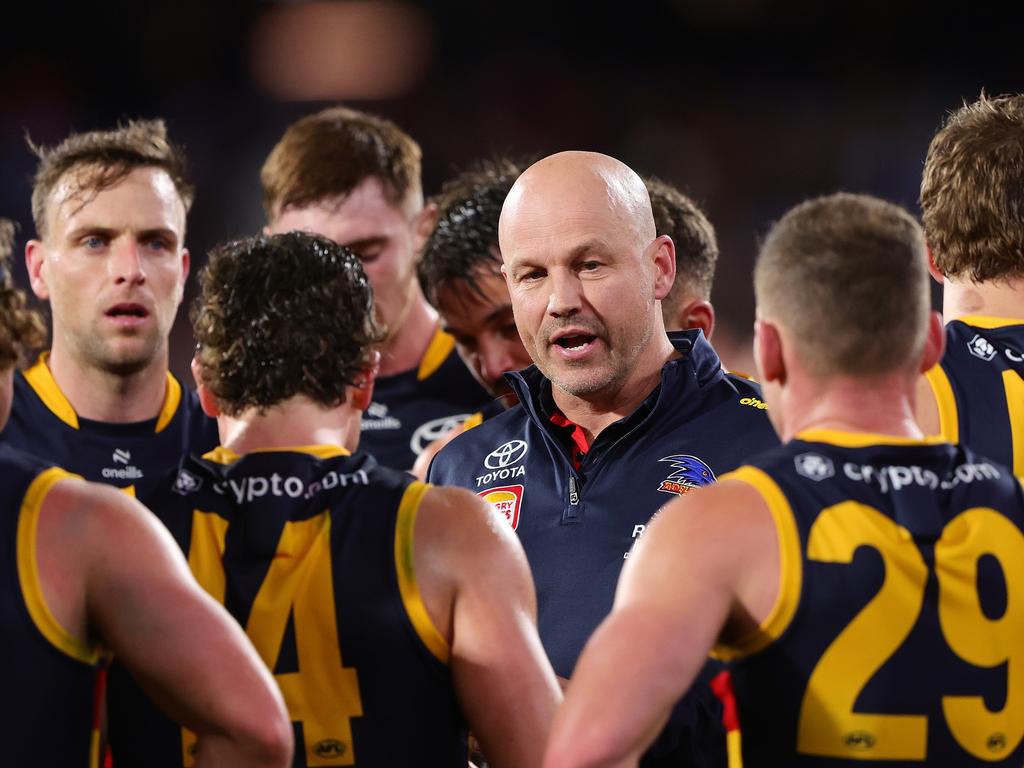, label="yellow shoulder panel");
[155,373,182,433]
[394,481,450,663]
[17,467,102,664]
[711,465,802,661]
